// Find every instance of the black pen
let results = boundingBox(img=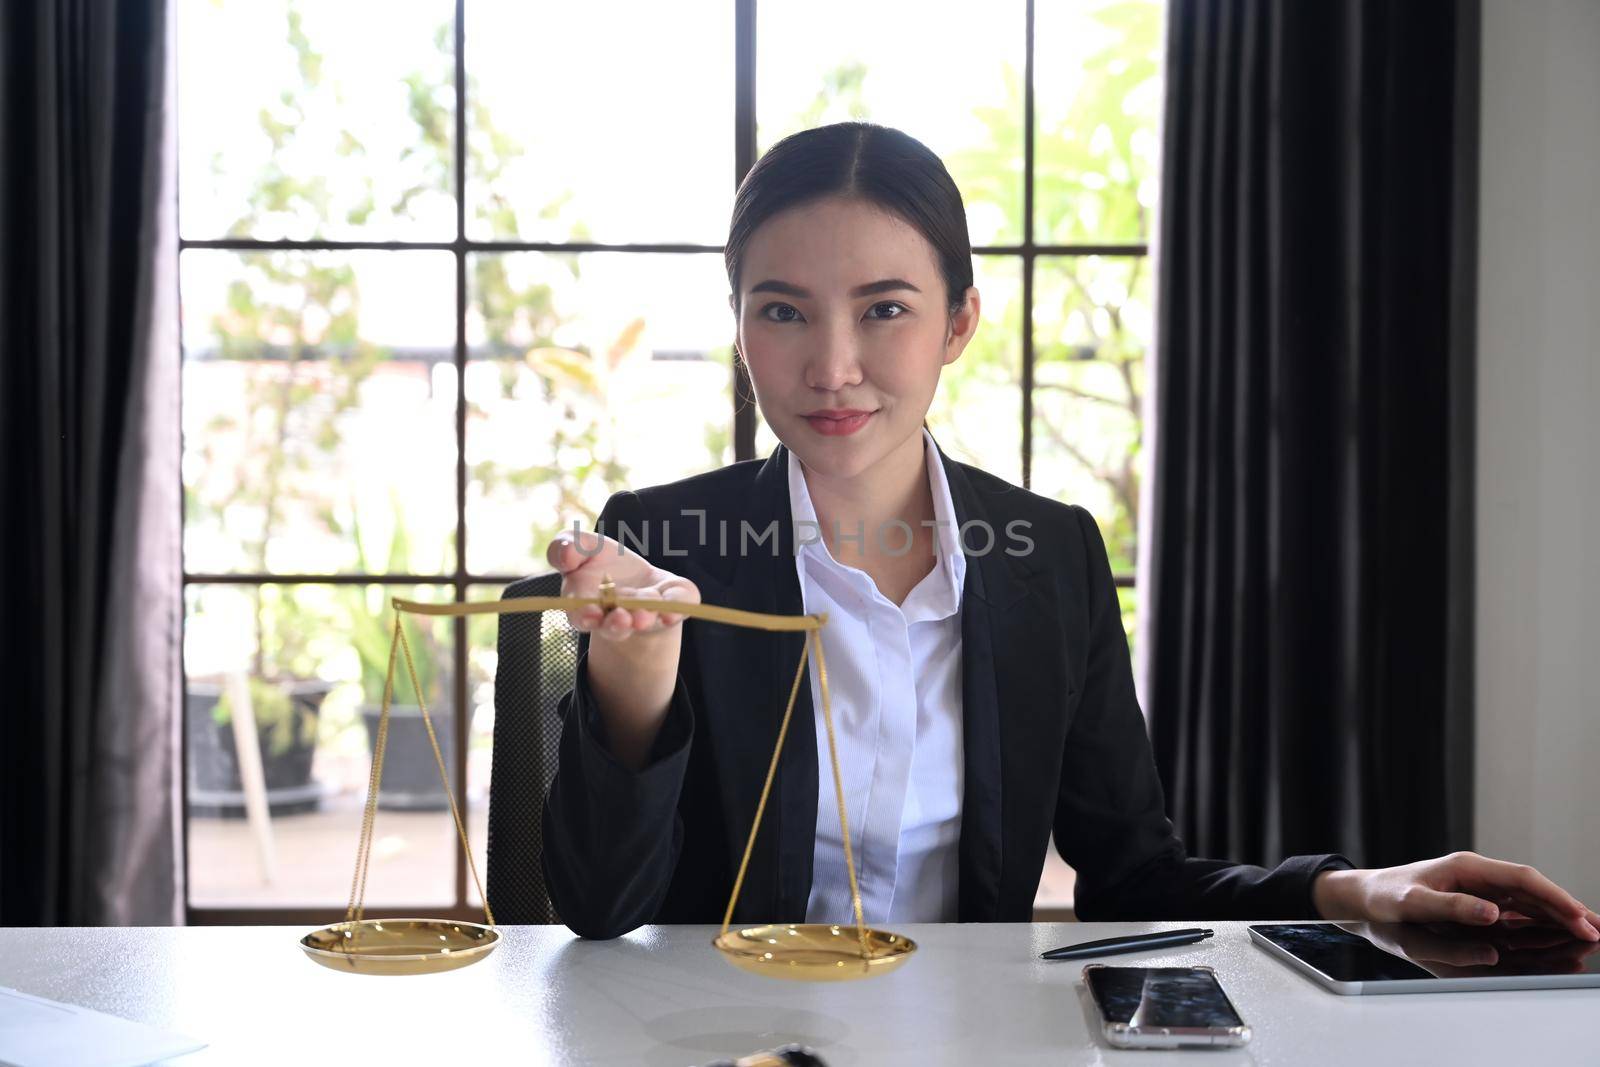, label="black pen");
[1039,927,1215,960]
